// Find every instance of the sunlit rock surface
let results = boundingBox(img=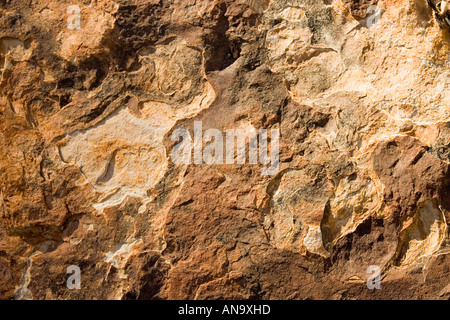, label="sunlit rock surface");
[0,0,449,299]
